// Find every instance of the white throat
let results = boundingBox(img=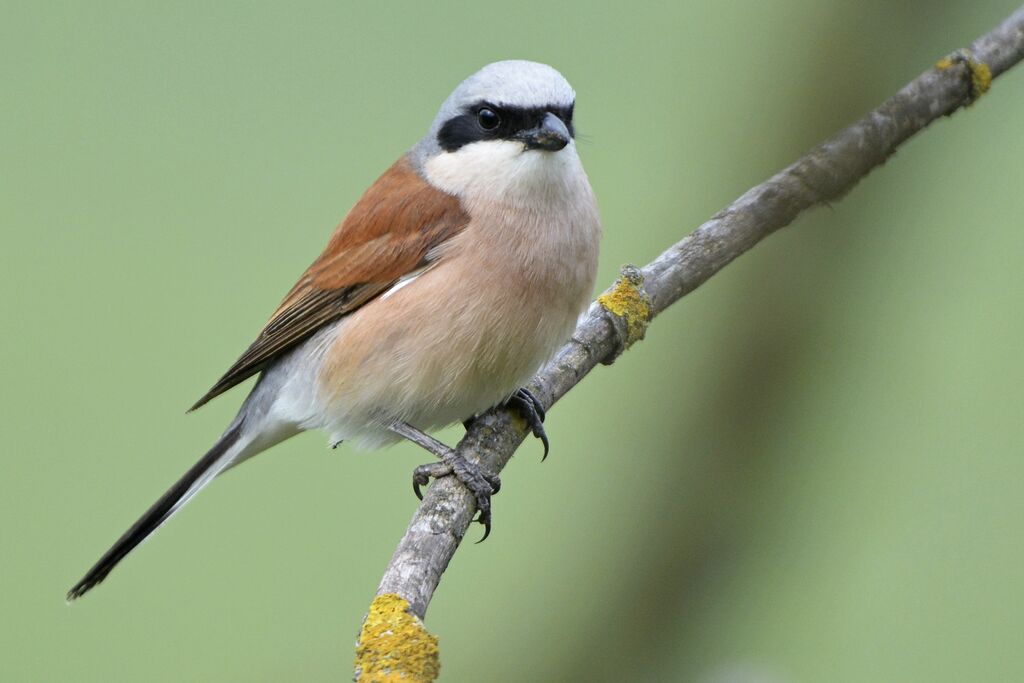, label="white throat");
[423,141,587,210]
